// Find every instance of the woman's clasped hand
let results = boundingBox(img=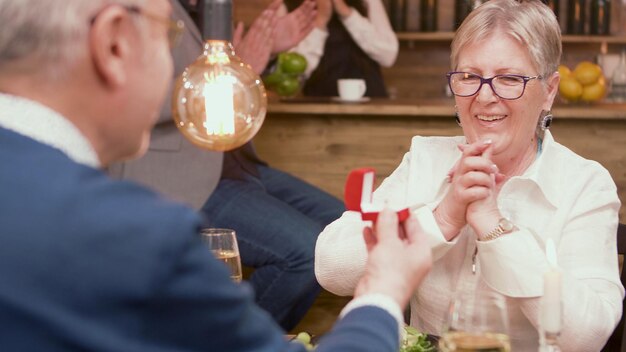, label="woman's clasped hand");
[436,139,506,241]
